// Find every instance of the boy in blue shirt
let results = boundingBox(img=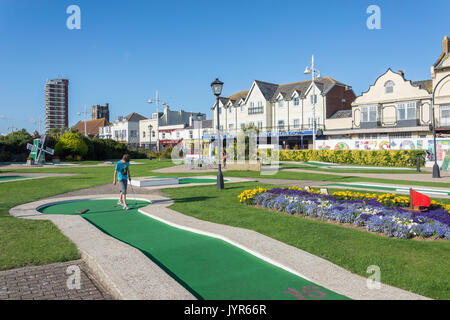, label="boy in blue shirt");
[113,154,131,210]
